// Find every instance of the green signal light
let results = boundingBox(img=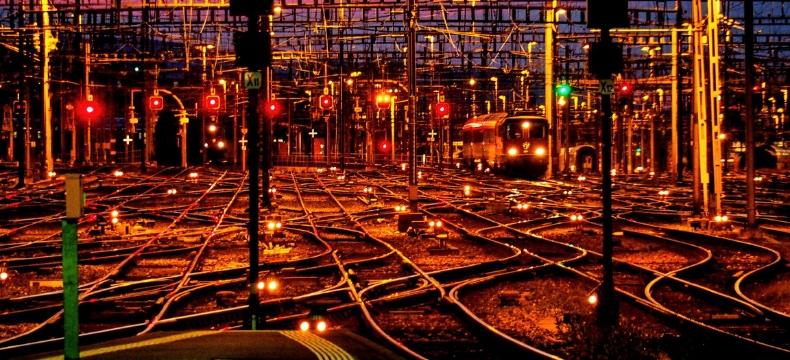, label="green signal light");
[556,84,571,96]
